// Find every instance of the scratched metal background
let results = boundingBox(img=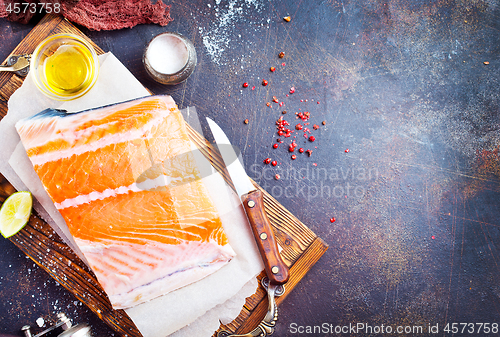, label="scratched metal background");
[1,0,500,336]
